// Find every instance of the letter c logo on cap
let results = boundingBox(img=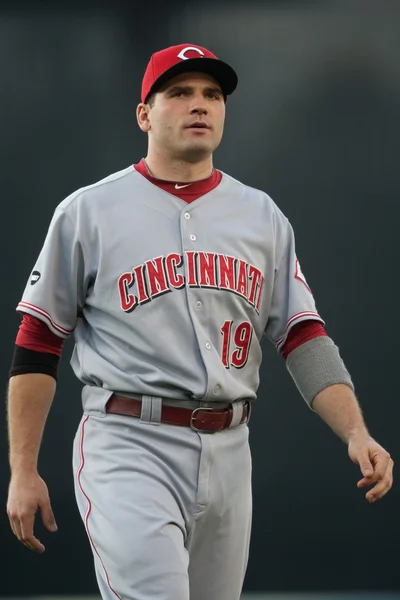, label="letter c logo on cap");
[177,47,205,60]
